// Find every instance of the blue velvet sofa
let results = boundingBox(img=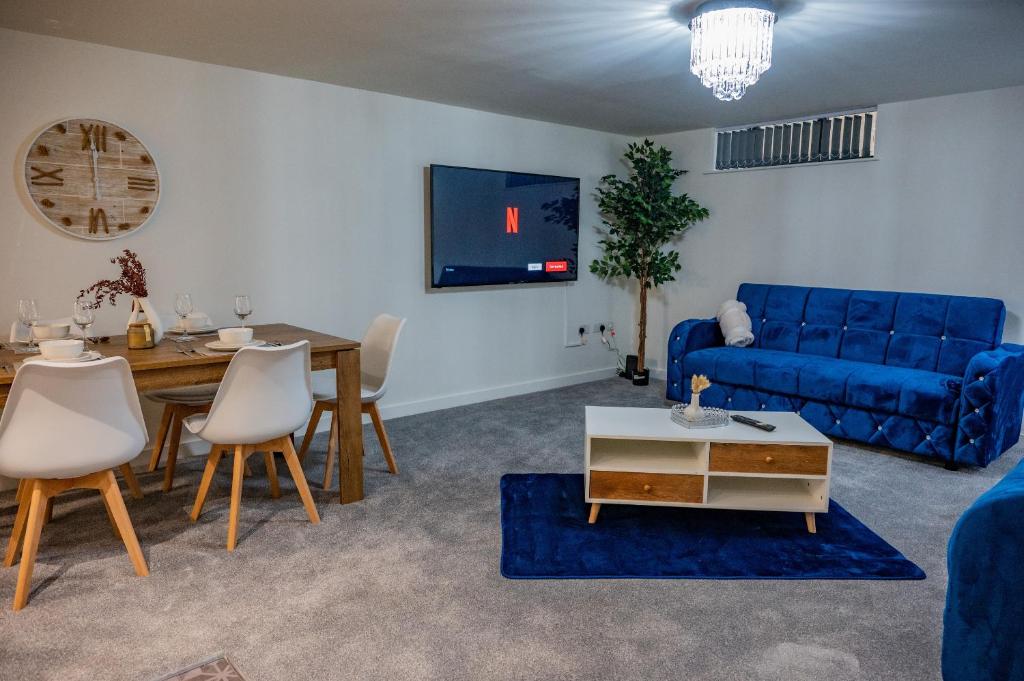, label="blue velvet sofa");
[666,283,1024,467]
[943,458,1024,680]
